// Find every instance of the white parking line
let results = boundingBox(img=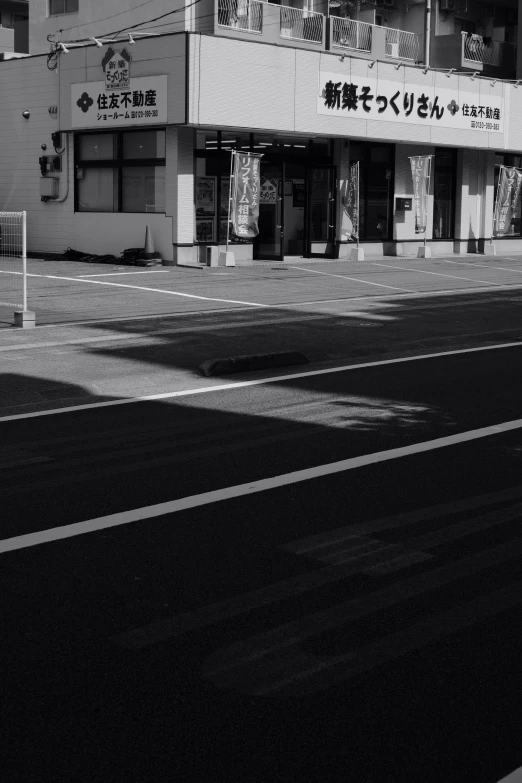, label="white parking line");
[2,415,522,554]
[288,266,413,292]
[370,260,510,287]
[77,271,170,277]
[20,272,269,309]
[1,340,521,423]
[442,259,522,275]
